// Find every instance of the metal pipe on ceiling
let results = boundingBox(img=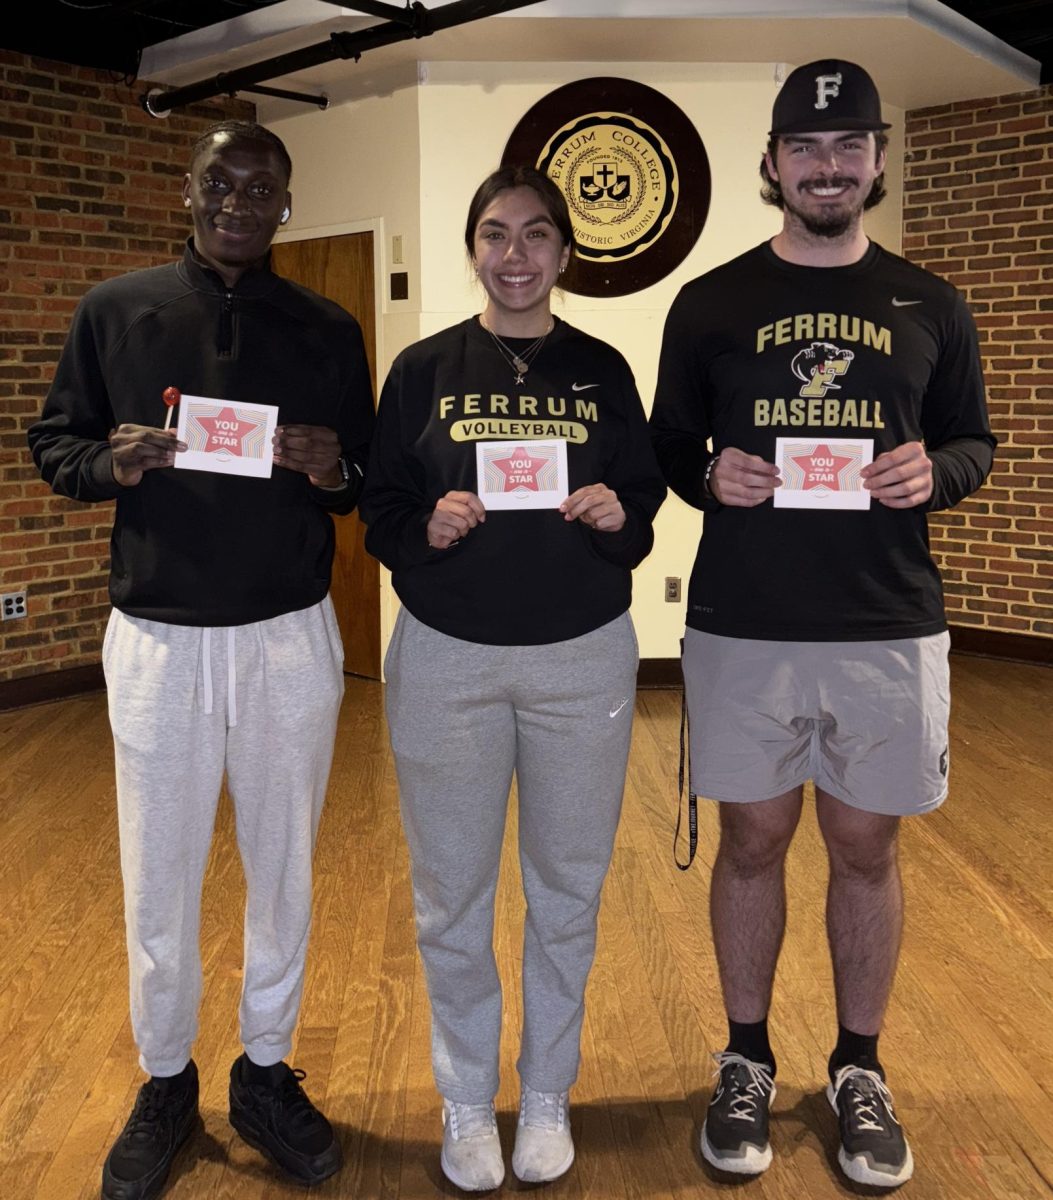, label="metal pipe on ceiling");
[141,0,545,116]
[241,83,330,109]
